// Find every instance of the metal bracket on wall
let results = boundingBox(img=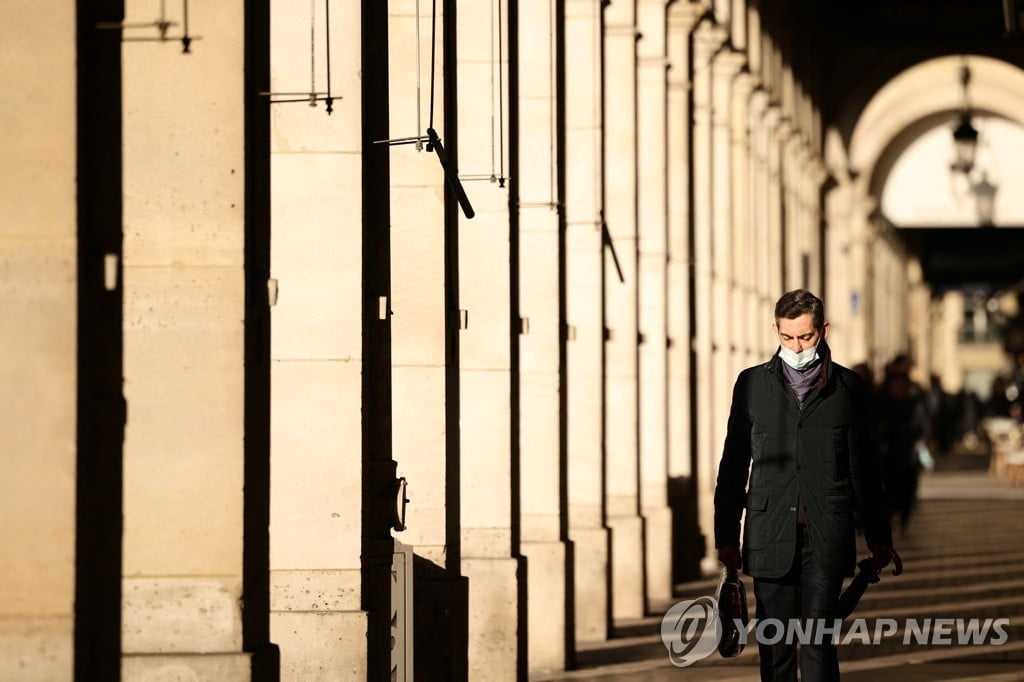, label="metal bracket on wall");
[373,129,476,220]
[258,0,339,112]
[96,0,197,53]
